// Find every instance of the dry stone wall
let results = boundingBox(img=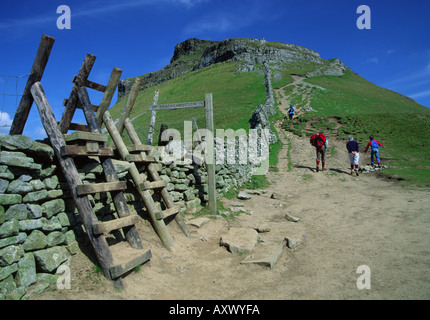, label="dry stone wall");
[0,134,78,300]
[0,132,260,299]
